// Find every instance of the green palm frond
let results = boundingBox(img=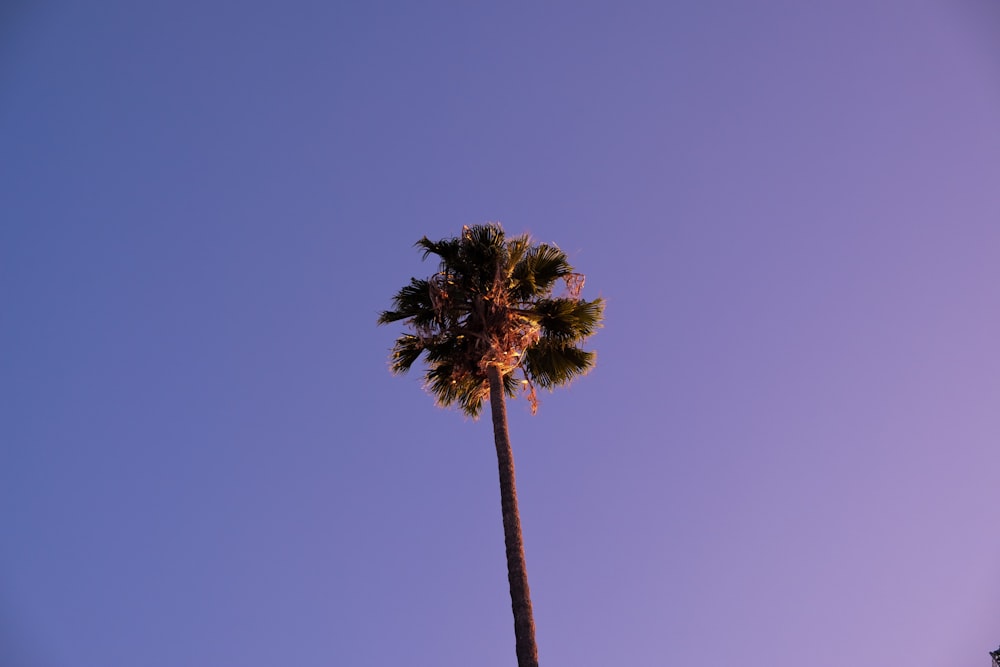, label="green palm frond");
[521,341,596,389]
[504,234,532,280]
[416,236,461,267]
[531,297,605,342]
[388,334,426,374]
[422,333,474,365]
[457,225,506,291]
[511,243,573,299]
[378,278,436,326]
[425,362,489,416]
[462,223,505,251]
